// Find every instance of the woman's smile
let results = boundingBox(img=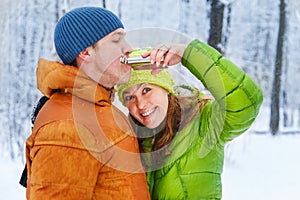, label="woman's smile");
[140,107,156,117]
